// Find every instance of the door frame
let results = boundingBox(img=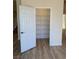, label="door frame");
[35,7,52,42]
